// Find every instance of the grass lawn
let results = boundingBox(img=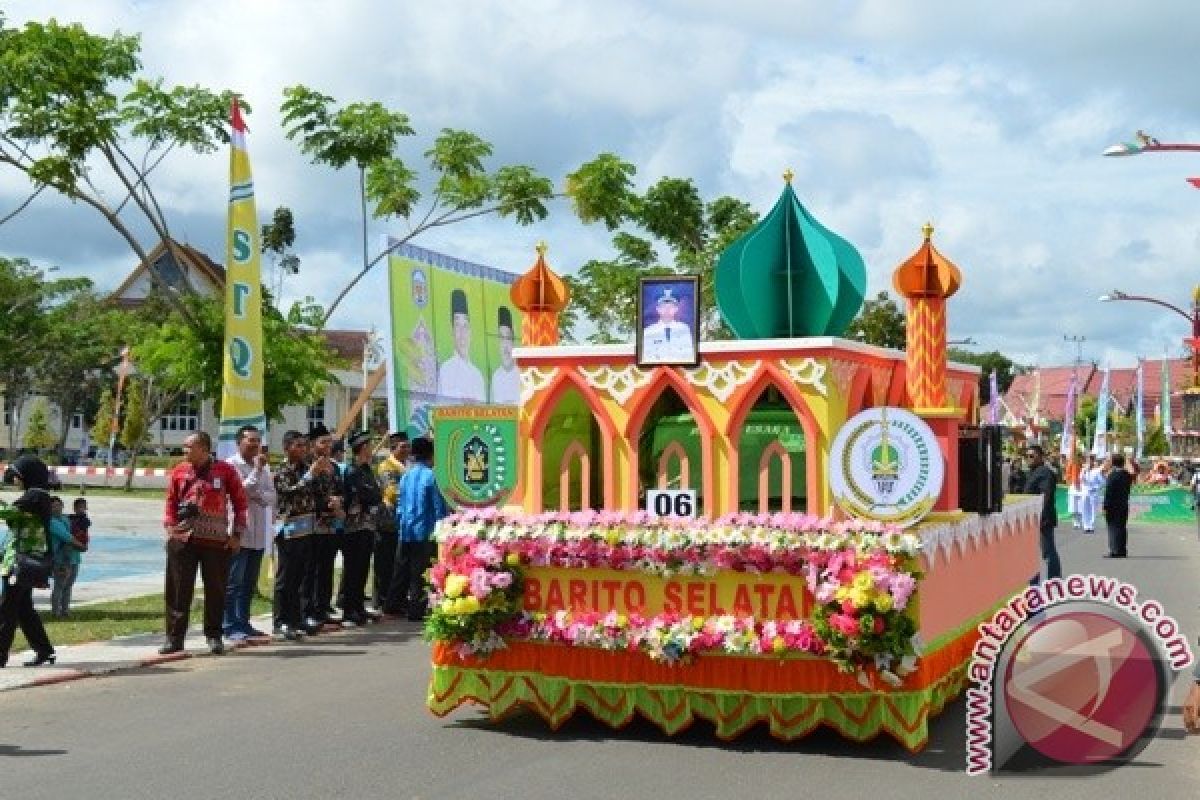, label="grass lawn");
[12,592,274,652]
